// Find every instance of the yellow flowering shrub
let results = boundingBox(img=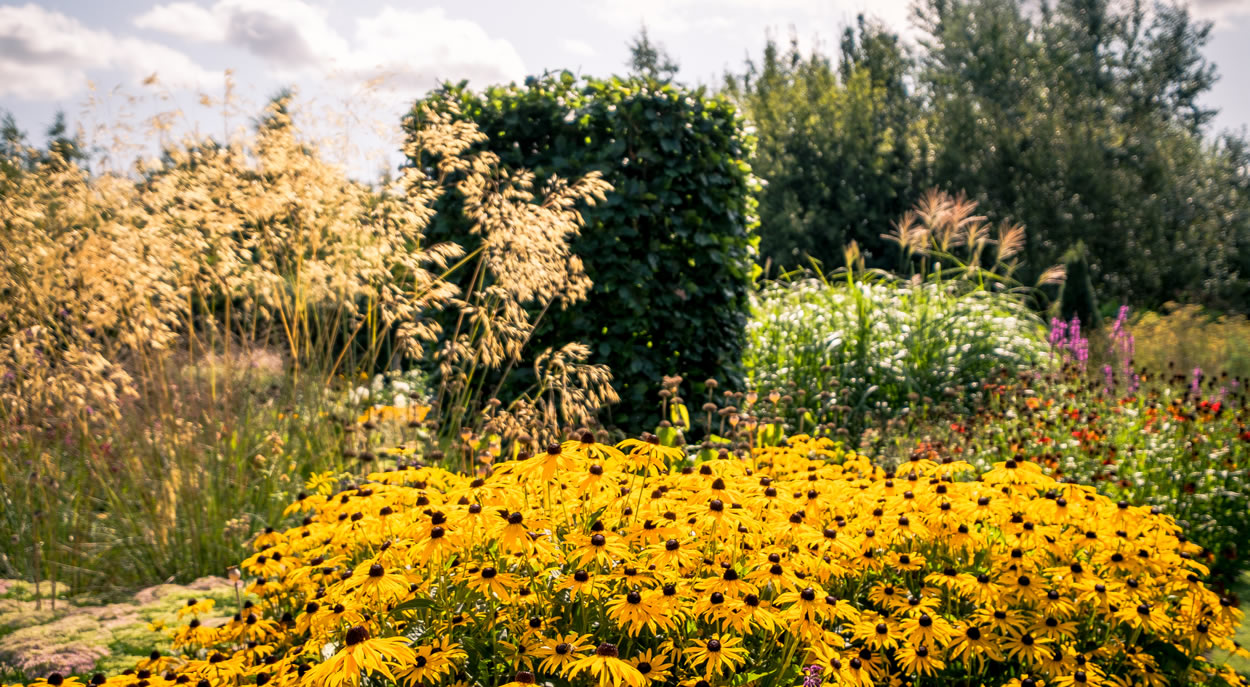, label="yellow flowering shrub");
[23,435,1248,687]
